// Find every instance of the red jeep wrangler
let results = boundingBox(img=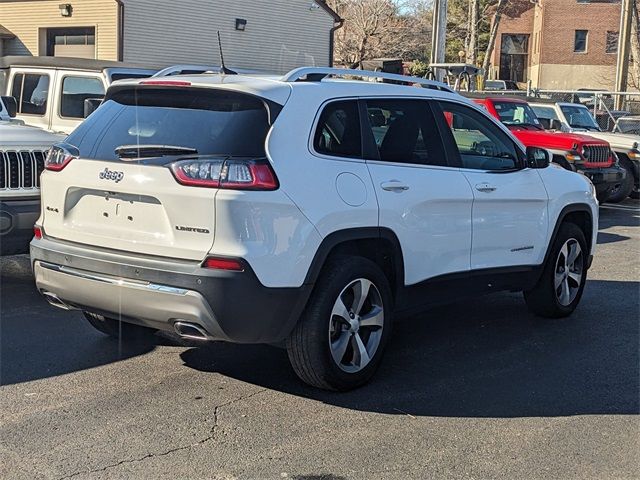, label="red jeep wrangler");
[474,97,625,202]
